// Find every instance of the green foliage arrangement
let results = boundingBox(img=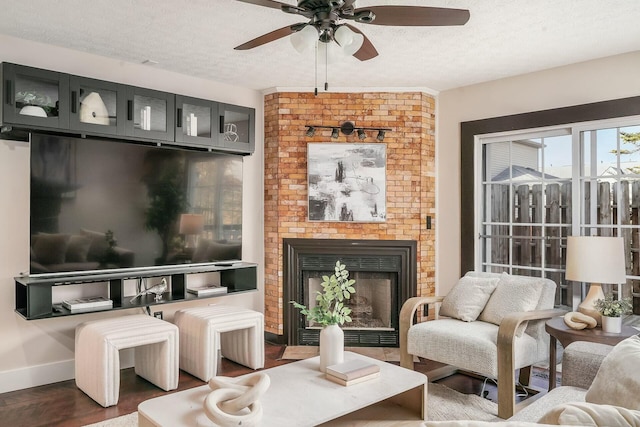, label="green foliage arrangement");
[291,260,356,326]
[594,294,633,318]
